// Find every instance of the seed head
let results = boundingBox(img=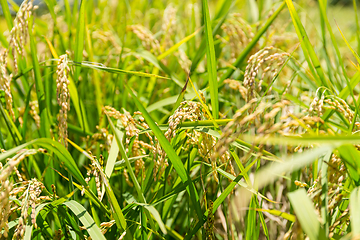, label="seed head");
[56,53,71,148]
[127,25,160,54]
